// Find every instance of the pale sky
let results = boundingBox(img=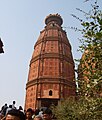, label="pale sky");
[0,0,102,109]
